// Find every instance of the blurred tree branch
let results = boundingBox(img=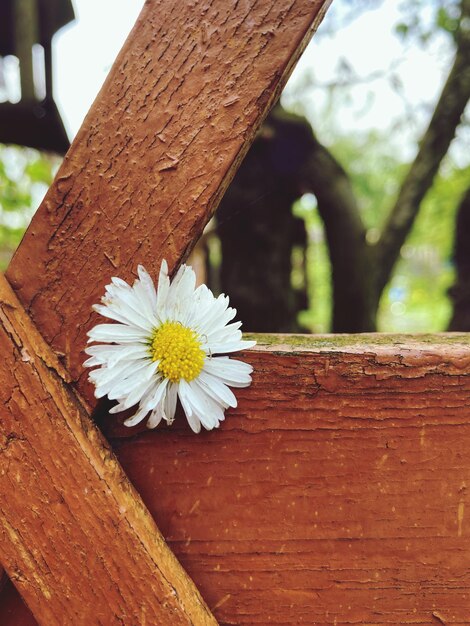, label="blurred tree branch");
[376,0,470,296]
[449,184,470,330]
[215,0,469,332]
[298,0,470,331]
[299,127,375,331]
